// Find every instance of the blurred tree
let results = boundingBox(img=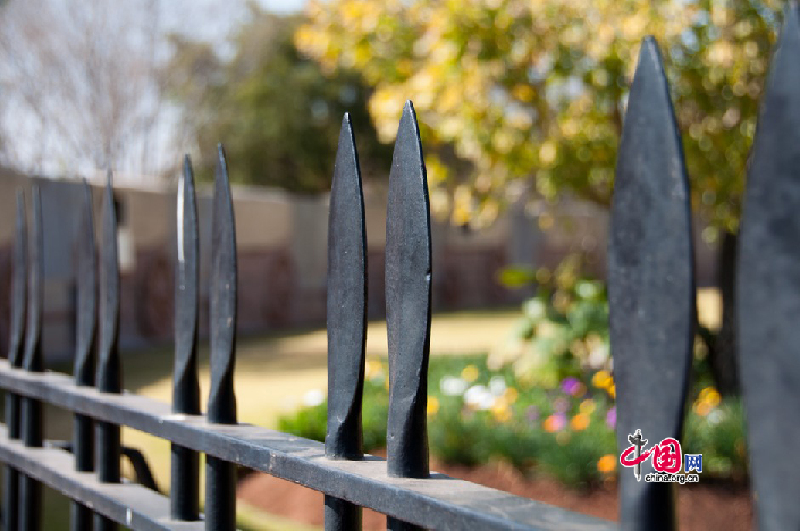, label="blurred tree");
[295,0,784,394]
[0,0,166,176]
[163,5,392,193]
